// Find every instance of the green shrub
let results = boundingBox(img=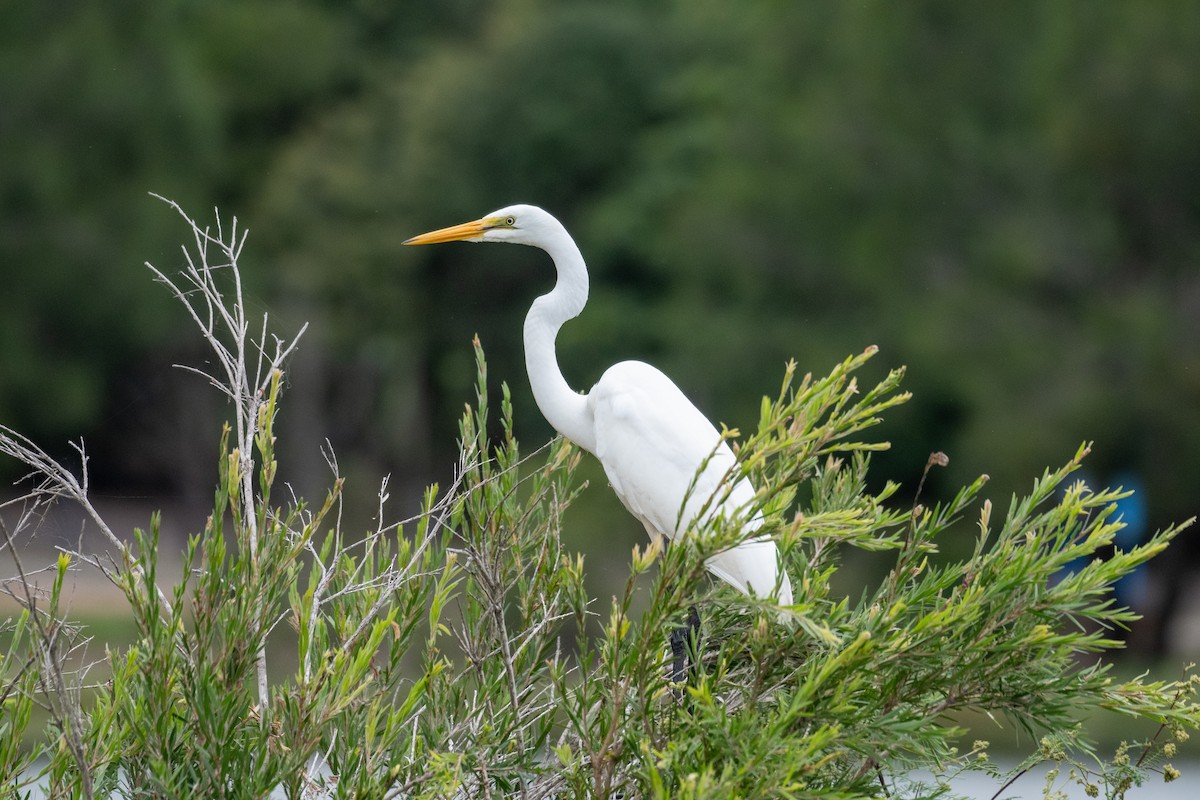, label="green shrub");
[2,202,1197,798]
